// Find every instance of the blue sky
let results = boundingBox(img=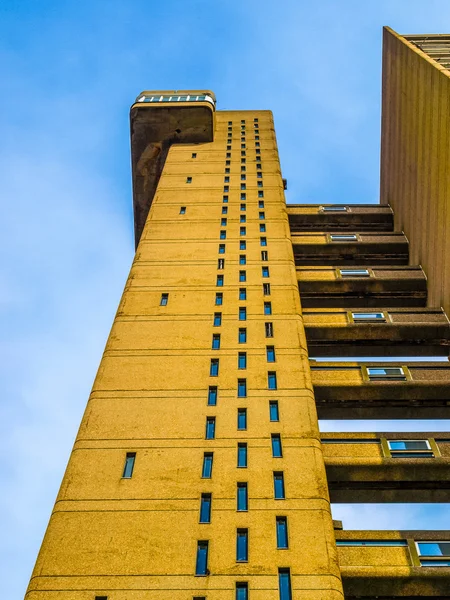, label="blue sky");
[1,1,450,597]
